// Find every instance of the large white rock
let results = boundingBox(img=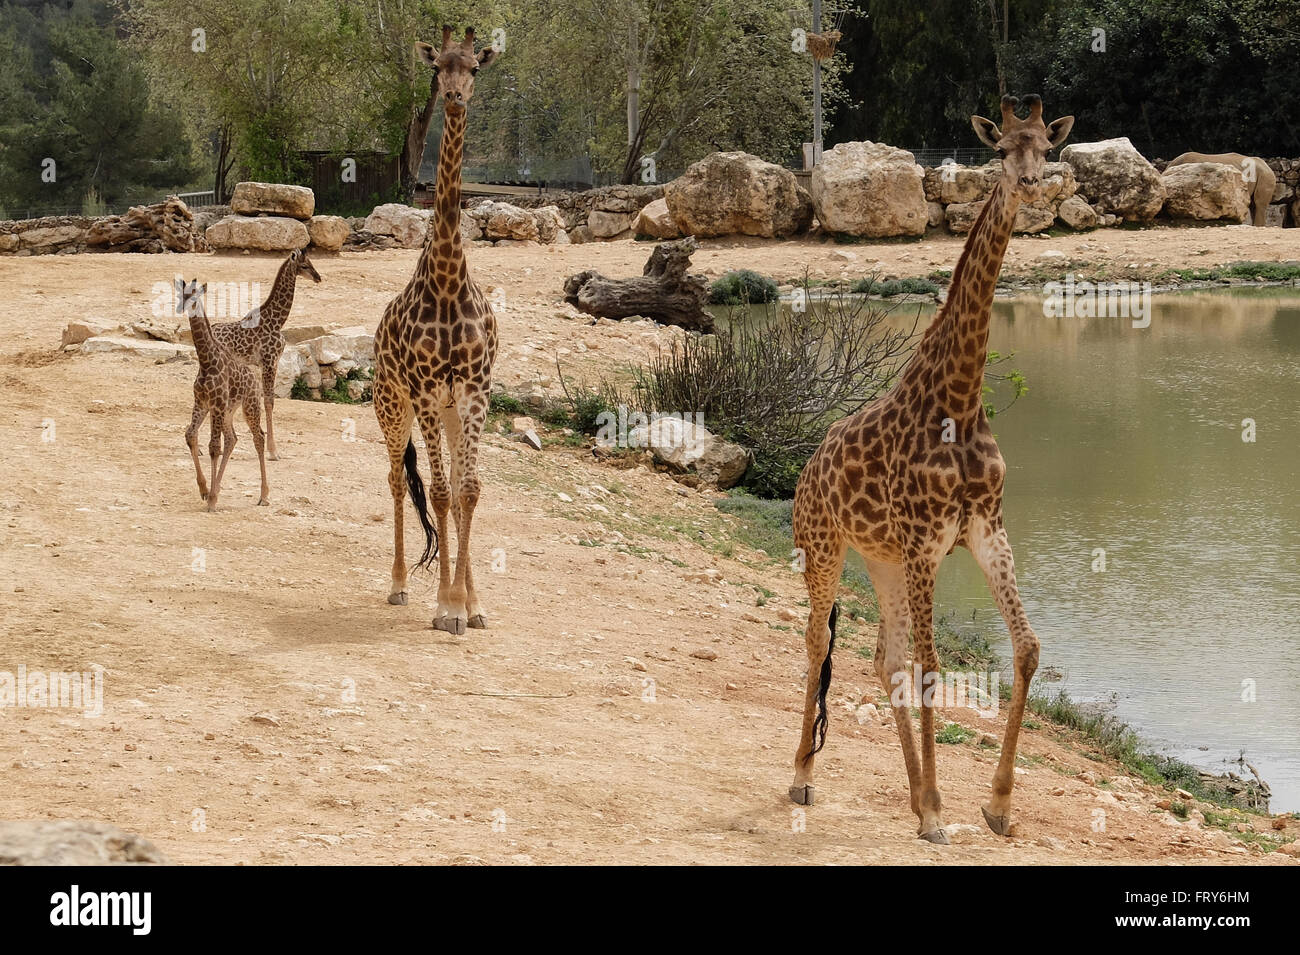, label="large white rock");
[627,417,749,489]
[665,151,813,238]
[307,215,351,251]
[811,141,928,237]
[364,203,432,248]
[274,343,314,397]
[1060,138,1166,220]
[1161,162,1251,221]
[587,209,632,238]
[532,205,565,243]
[1057,193,1098,230]
[0,820,169,865]
[230,181,315,220]
[80,336,194,358]
[61,318,119,348]
[635,197,681,238]
[206,215,309,251]
[476,201,539,241]
[307,326,374,365]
